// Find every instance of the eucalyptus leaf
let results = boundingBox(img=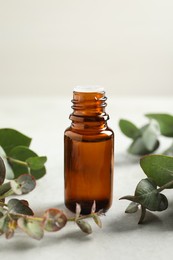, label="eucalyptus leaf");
[146,113,173,137]
[120,179,168,211]
[8,199,34,216]
[5,220,16,239]
[26,156,47,170]
[18,217,44,240]
[91,200,96,213]
[125,202,139,213]
[8,146,35,178]
[0,146,14,179]
[0,129,31,154]
[119,119,140,139]
[76,220,92,234]
[0,182,11,197]
[134,178,168,211]
[8,146,46,179]
[42,208,67,232]
[30,167,46,180]
[93,215,102,228]
[140,155,173,188]
[0,156,5,185]
[128,137,159,156]
[10,174,36,195]
[0,214,16,239]
[0,215,10,236]
[141,120,160,151]
[75,203,81,220]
